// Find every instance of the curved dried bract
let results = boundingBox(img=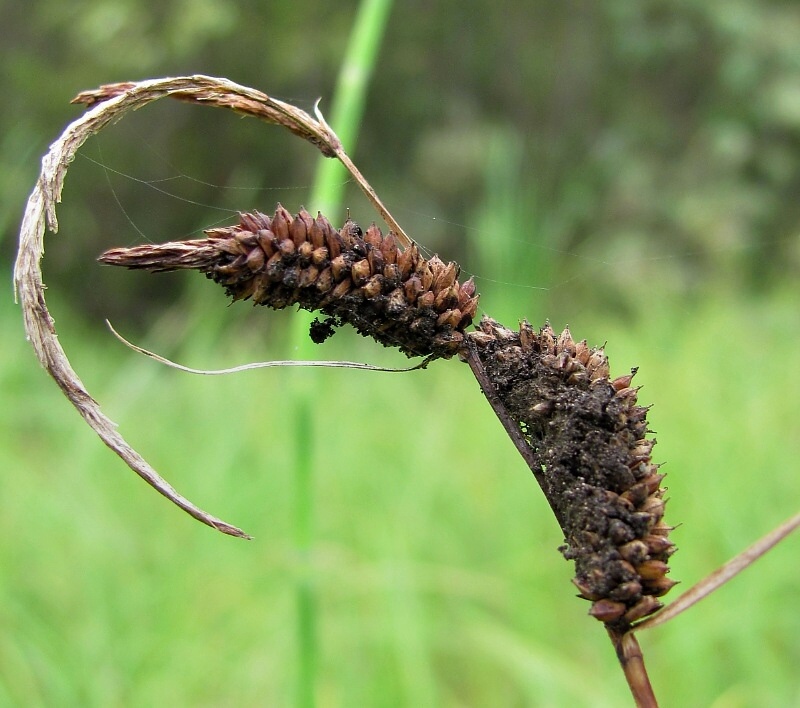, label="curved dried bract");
[465,318,676,629]
[13,75,415,538]
[100,207,479,359]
